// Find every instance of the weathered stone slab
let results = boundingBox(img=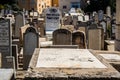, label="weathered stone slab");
[0,69,14,80]
[23,27,39,70]
[88,27,104,50]
[25,49,120,80]
[36,49,106,68]
[53,29,72,45]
